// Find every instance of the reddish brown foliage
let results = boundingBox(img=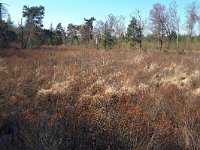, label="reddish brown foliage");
[0,48,200,149]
